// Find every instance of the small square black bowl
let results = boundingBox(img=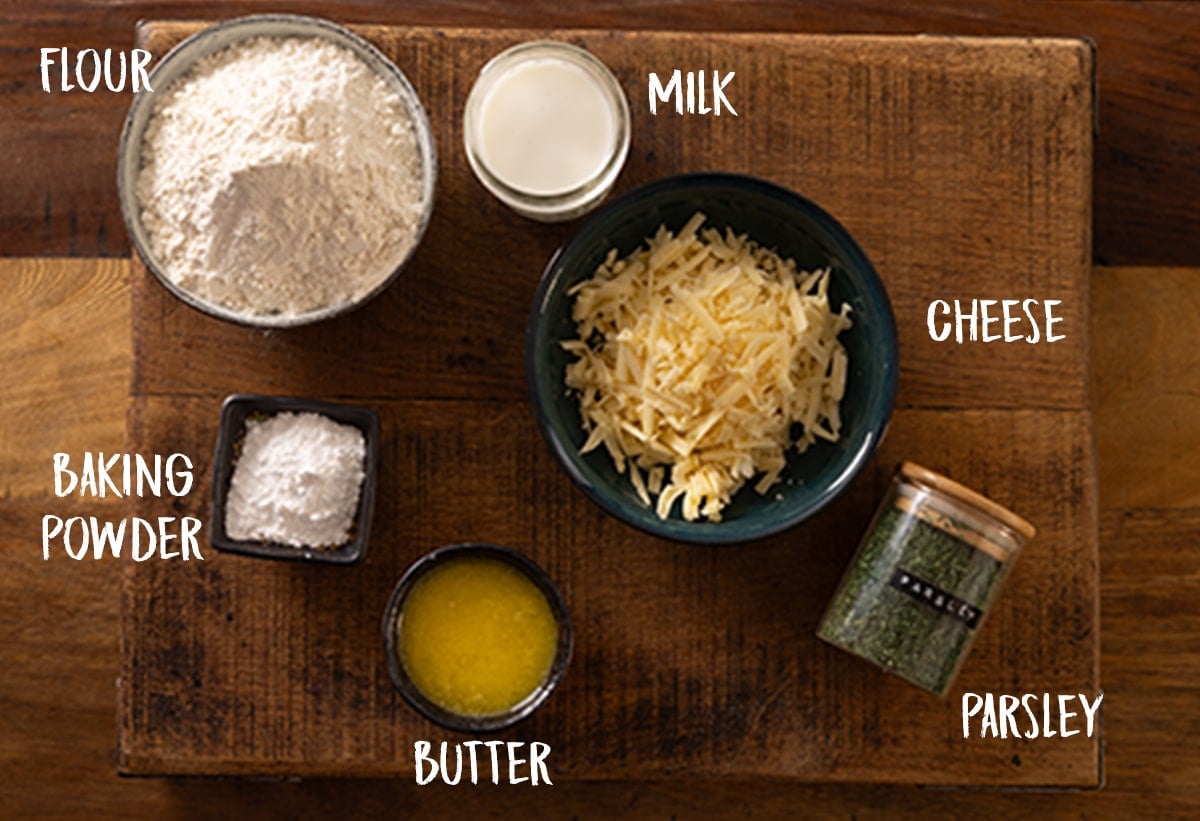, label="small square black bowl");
[210,394,380,565]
